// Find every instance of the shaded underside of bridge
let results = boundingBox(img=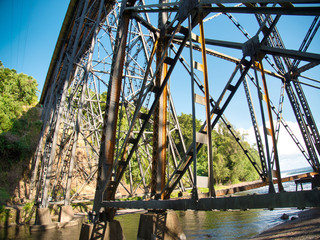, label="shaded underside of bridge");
[30,1,320,231]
